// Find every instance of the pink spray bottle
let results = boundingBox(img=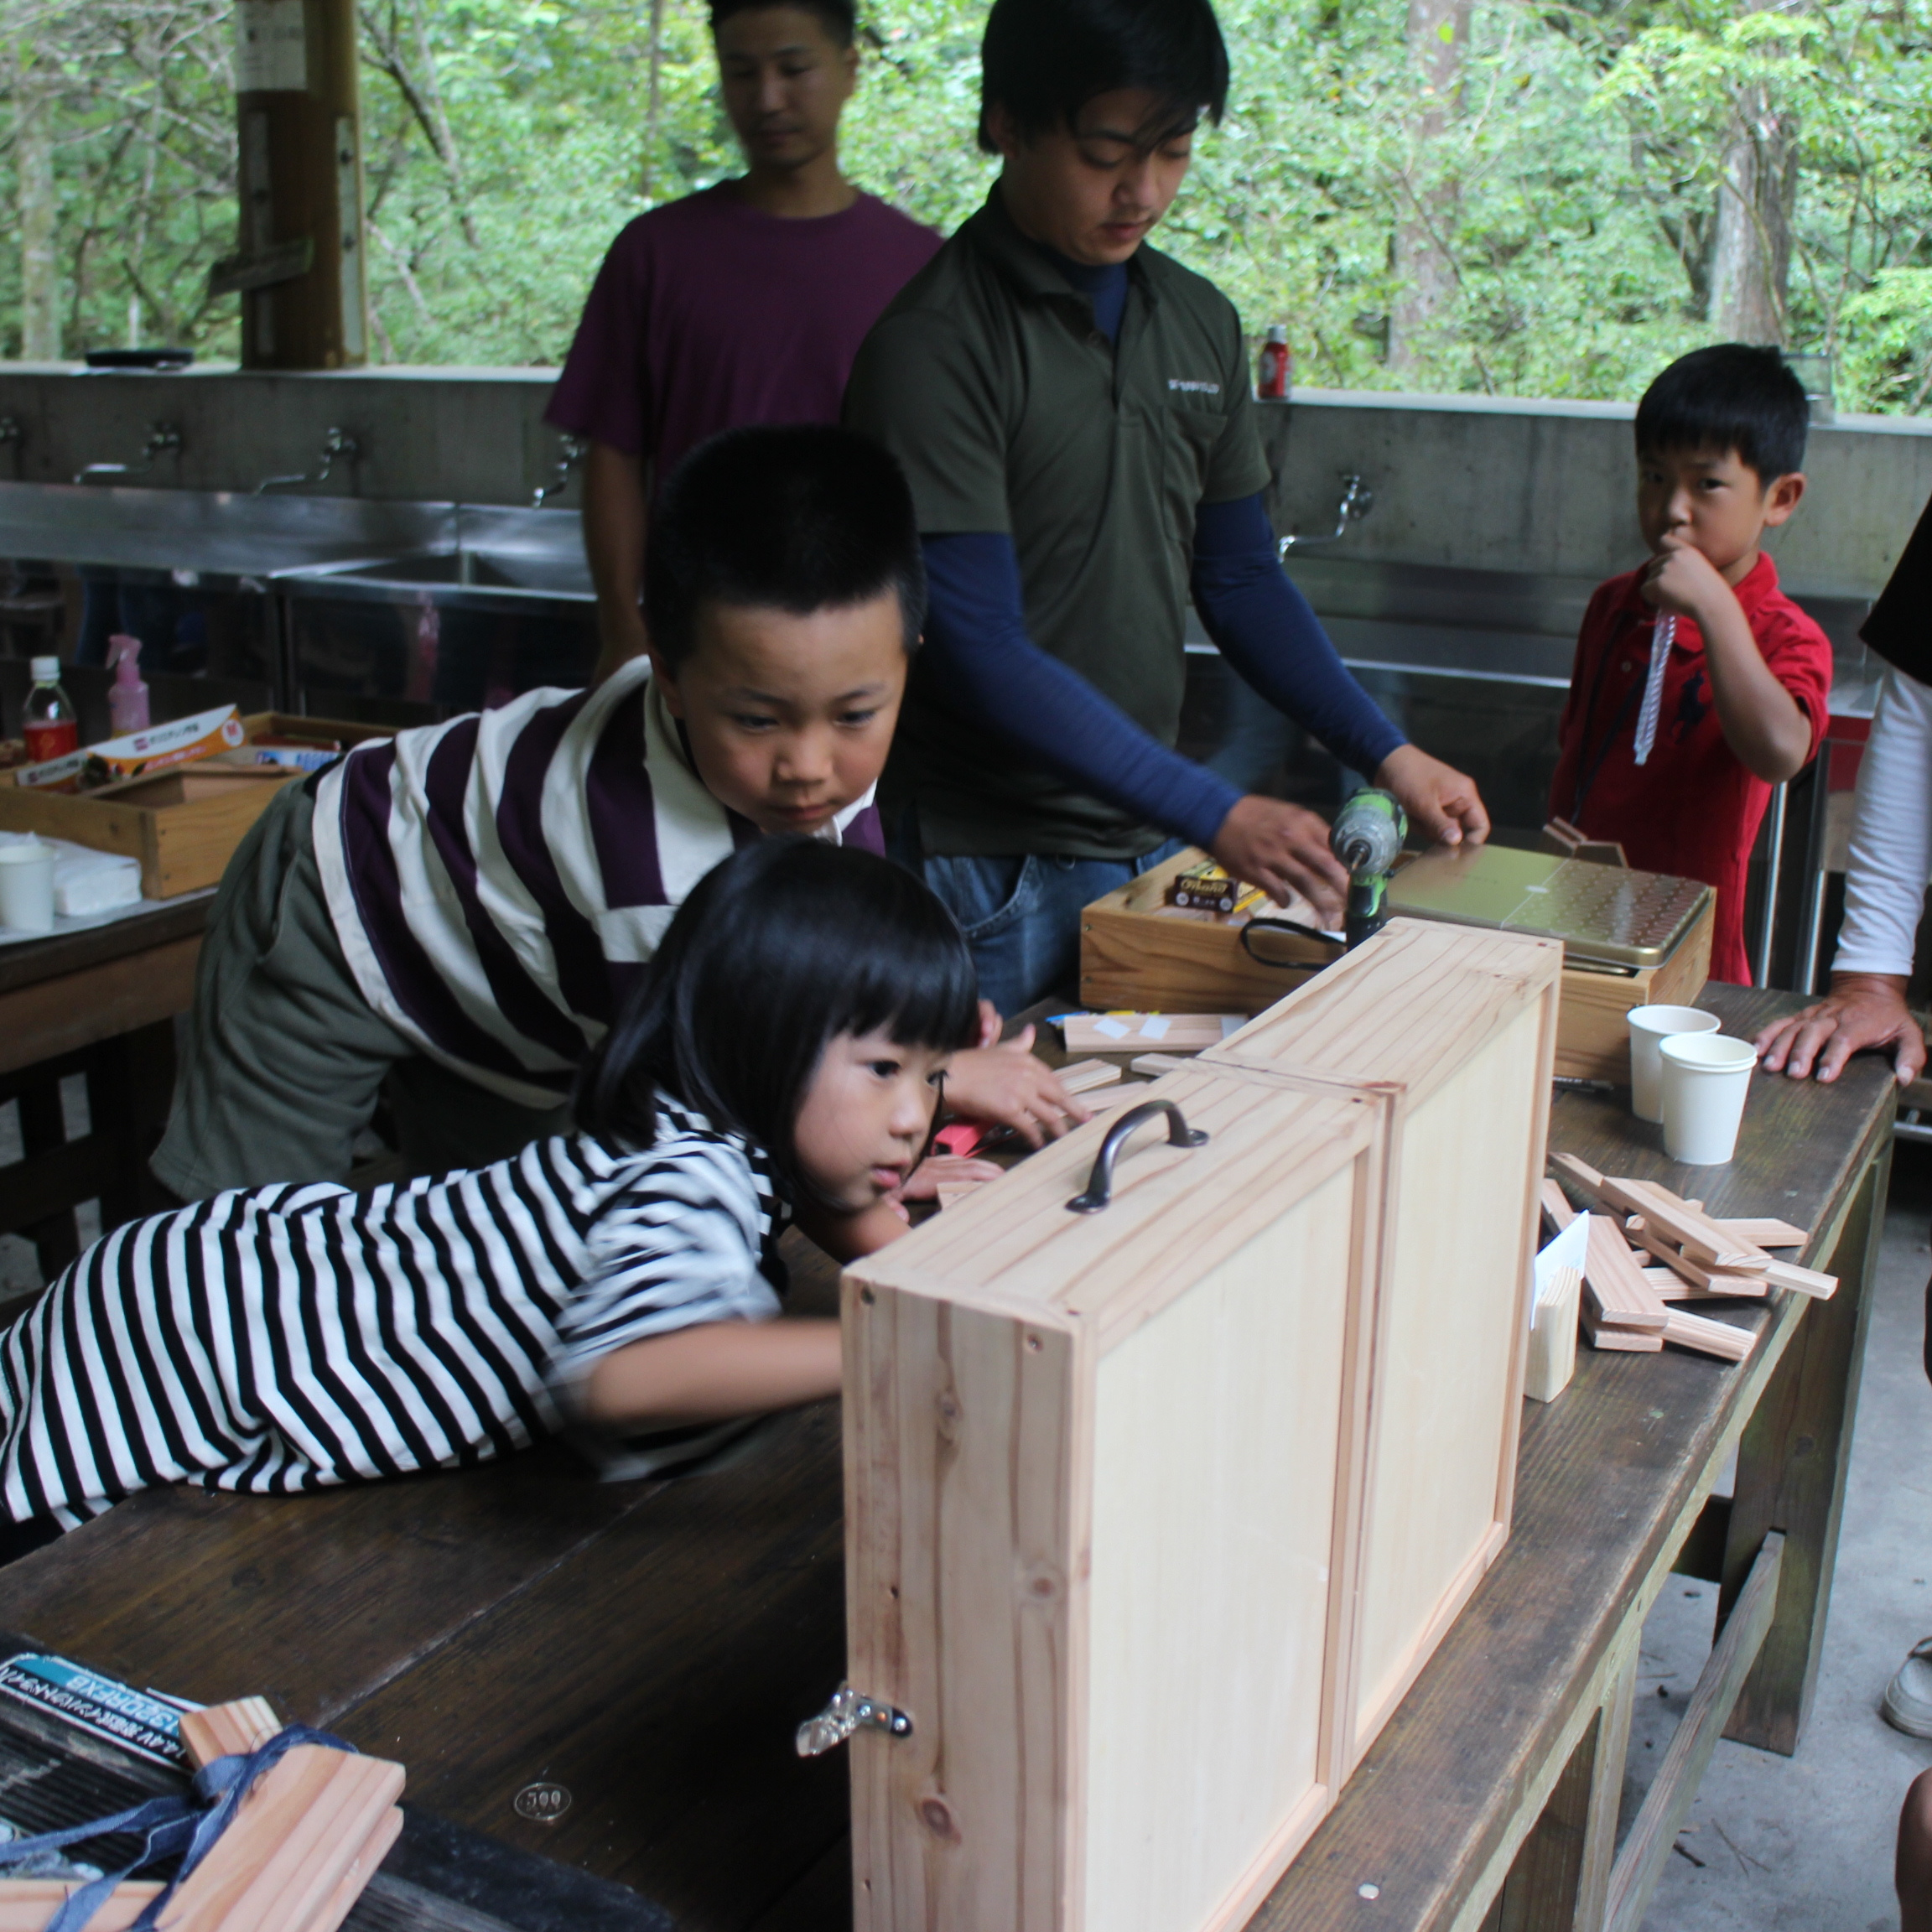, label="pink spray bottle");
[106,634,151,736]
